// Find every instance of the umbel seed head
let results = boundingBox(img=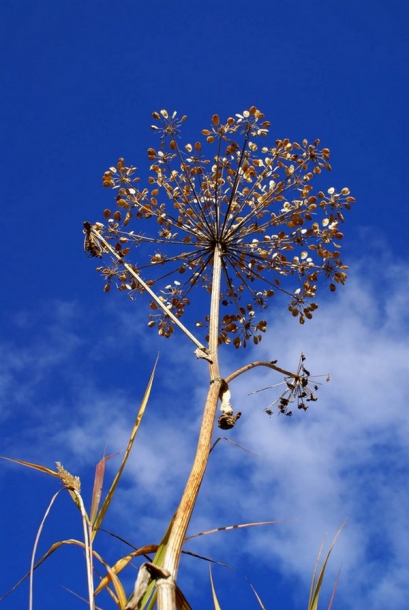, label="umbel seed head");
[86,108,354,348]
